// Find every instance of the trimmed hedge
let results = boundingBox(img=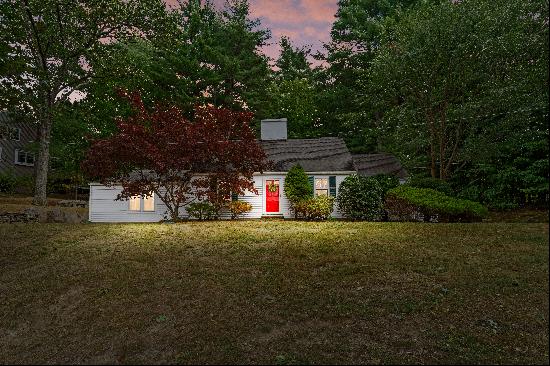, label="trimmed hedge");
[385,186,488,222]
[407,176,454,196]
